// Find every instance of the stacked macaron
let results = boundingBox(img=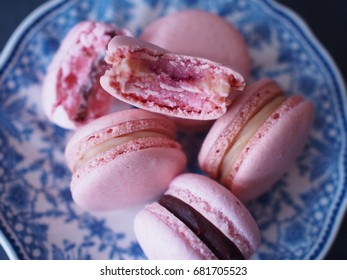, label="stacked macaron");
[64,109,187,210]
[198,79,314,201]
[41,10,314,260]
[134,173,261,260]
